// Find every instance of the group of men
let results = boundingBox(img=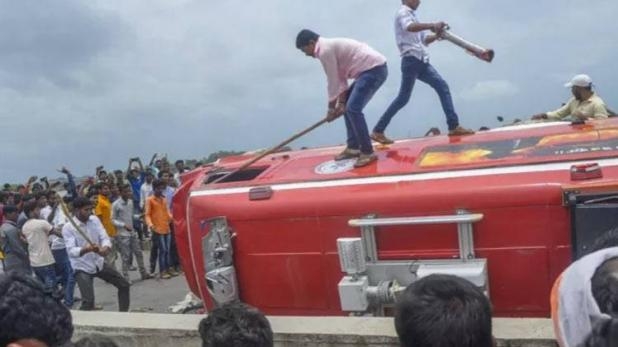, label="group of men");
[0,156,190,312]
[296,0,611,168]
